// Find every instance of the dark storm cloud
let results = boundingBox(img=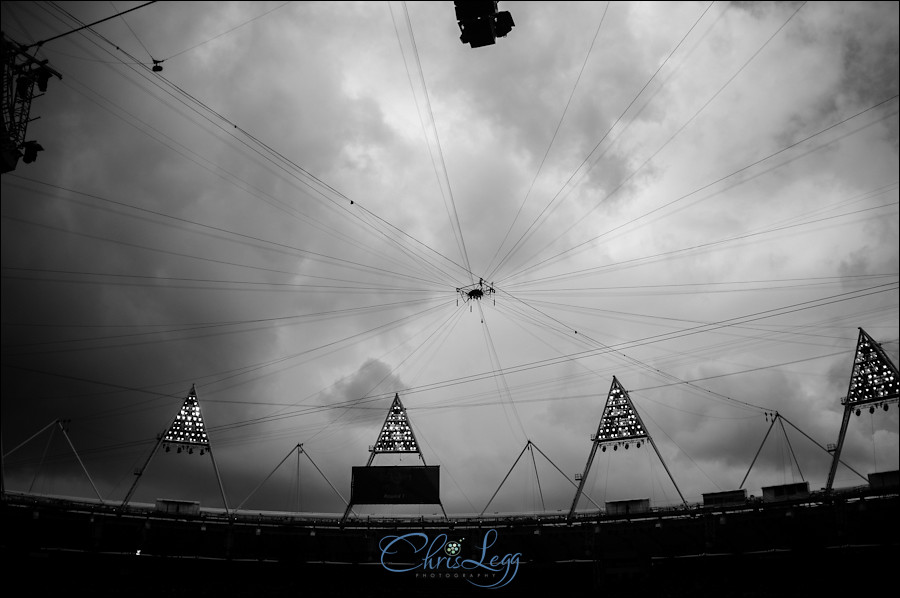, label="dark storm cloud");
[762,2,900,147]
[314,358,408,429]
